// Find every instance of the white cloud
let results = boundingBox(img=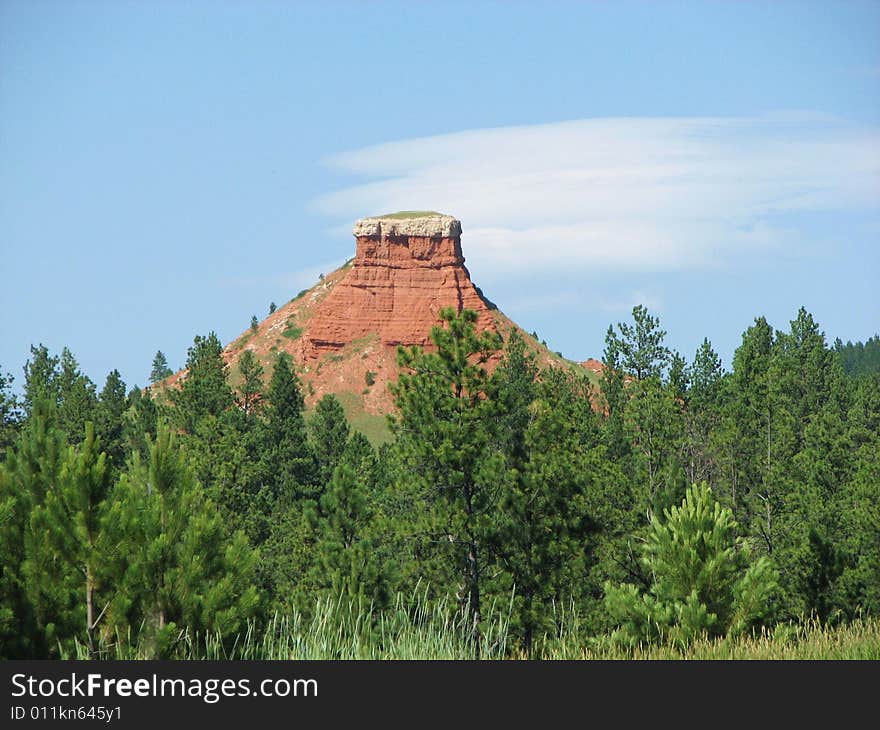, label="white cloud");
[312,113,880,276]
